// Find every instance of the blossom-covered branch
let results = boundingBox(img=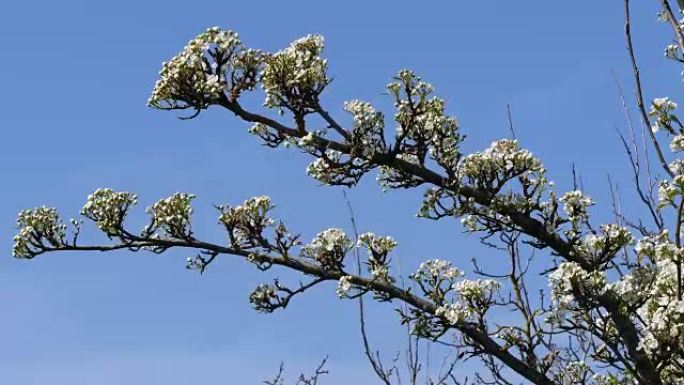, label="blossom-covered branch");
[15,1,684,383]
